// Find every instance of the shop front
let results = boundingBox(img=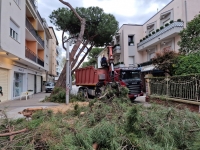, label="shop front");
[12,65,43,99]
